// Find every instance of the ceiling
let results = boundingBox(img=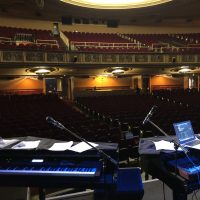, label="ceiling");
[0,0,200,26]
